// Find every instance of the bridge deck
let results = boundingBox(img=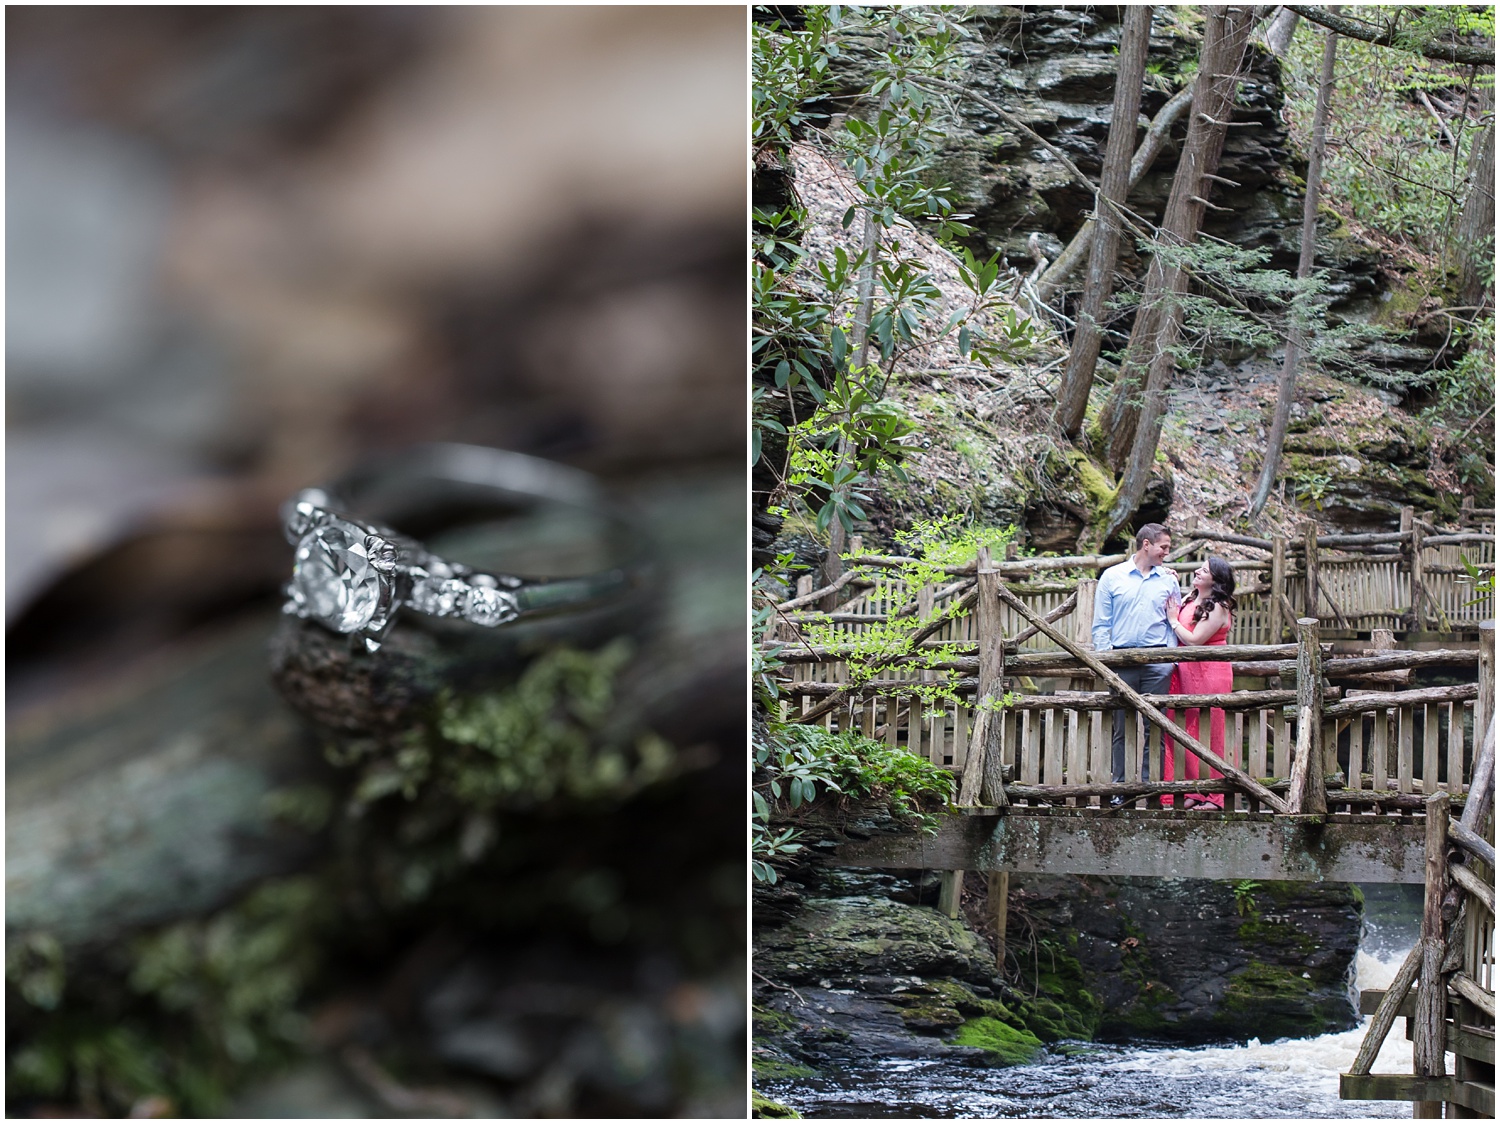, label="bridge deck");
[833,807,1433,883]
